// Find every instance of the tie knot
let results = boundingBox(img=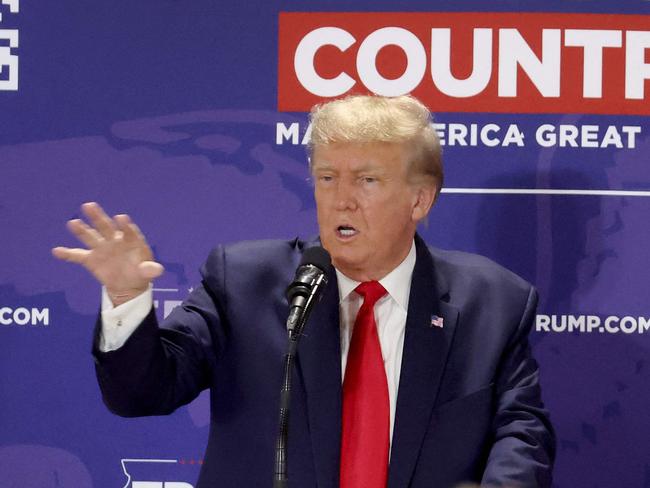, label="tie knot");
[355,281,387,307]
